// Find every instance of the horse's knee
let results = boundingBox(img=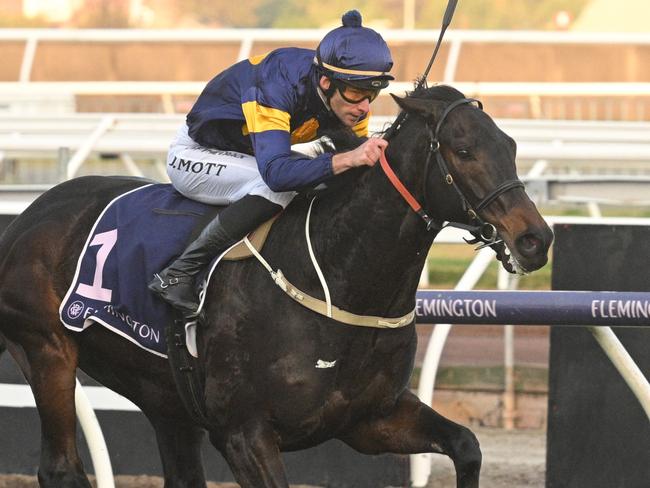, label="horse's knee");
[451,426,481,464]
[450,426,481,485]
